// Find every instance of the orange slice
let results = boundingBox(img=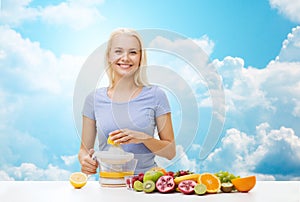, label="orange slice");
[69,172,87,189]
[197,173,221,193]
[231,175,256,192]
